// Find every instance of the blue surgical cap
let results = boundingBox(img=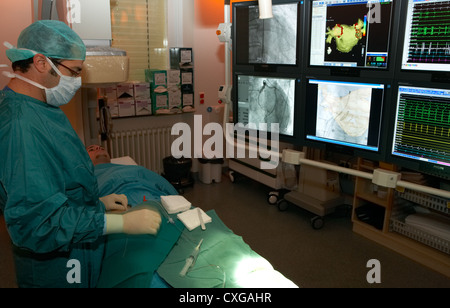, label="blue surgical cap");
[6,20,86,63]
